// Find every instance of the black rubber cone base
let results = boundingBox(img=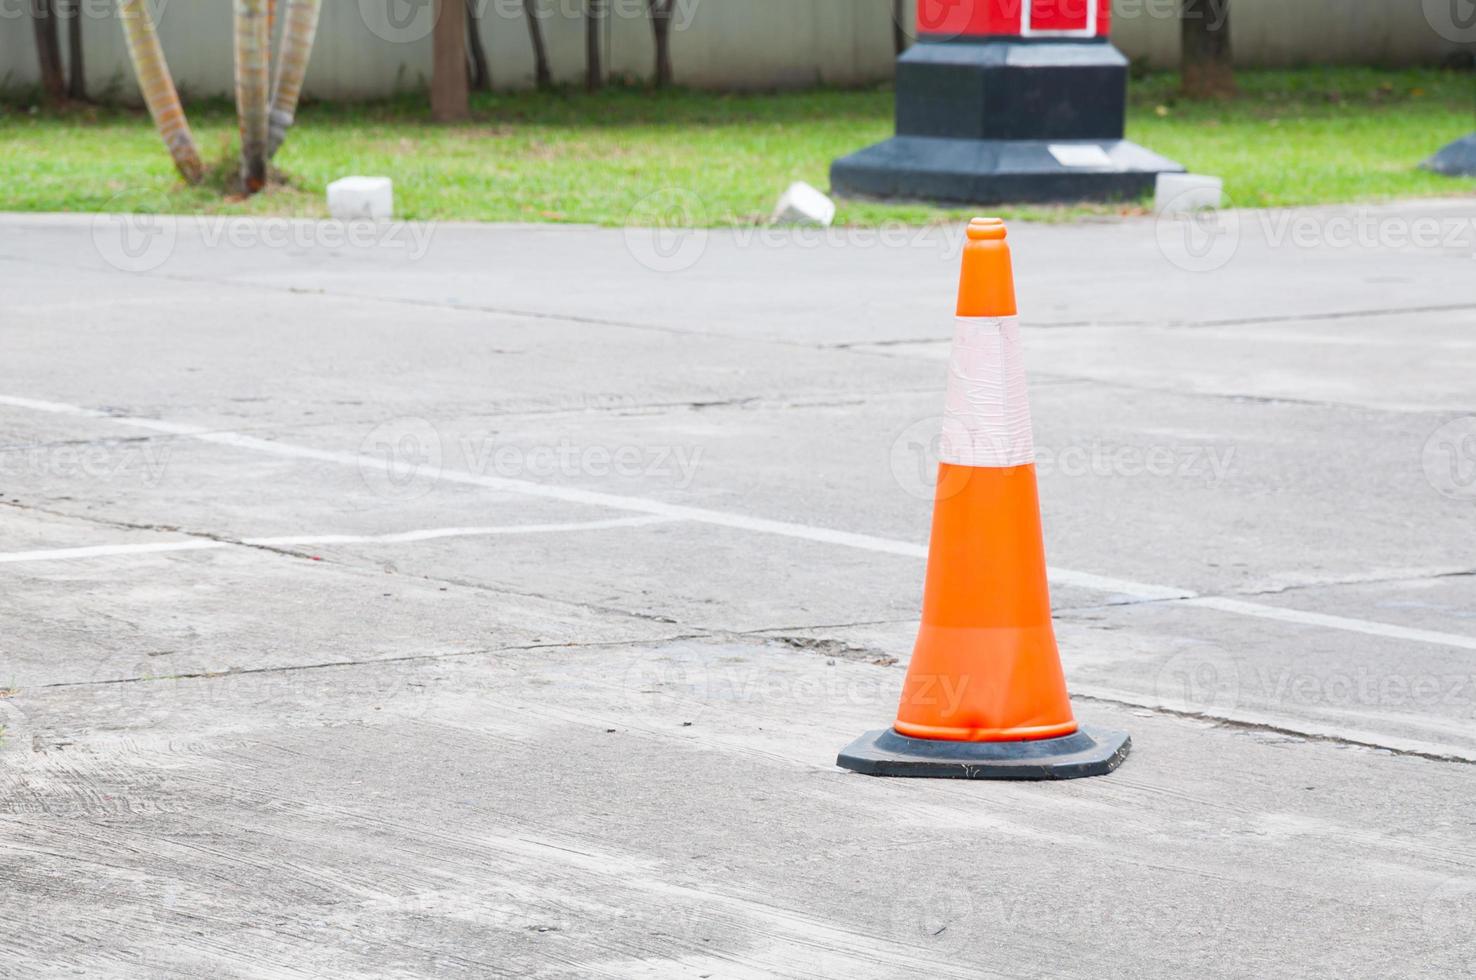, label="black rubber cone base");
[836,726,1130,780]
